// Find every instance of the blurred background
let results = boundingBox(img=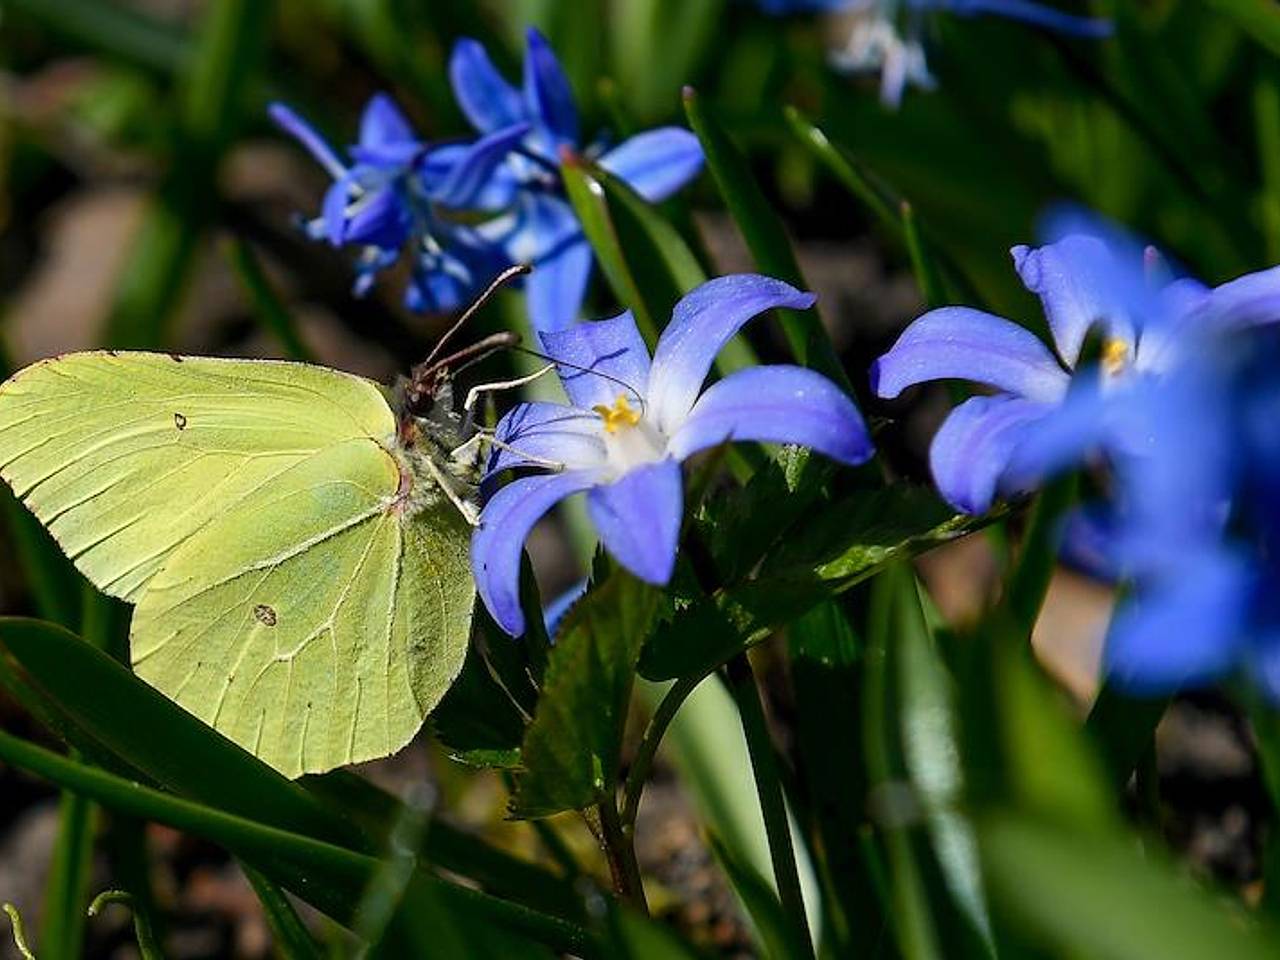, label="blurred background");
[0,0,1273,955]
